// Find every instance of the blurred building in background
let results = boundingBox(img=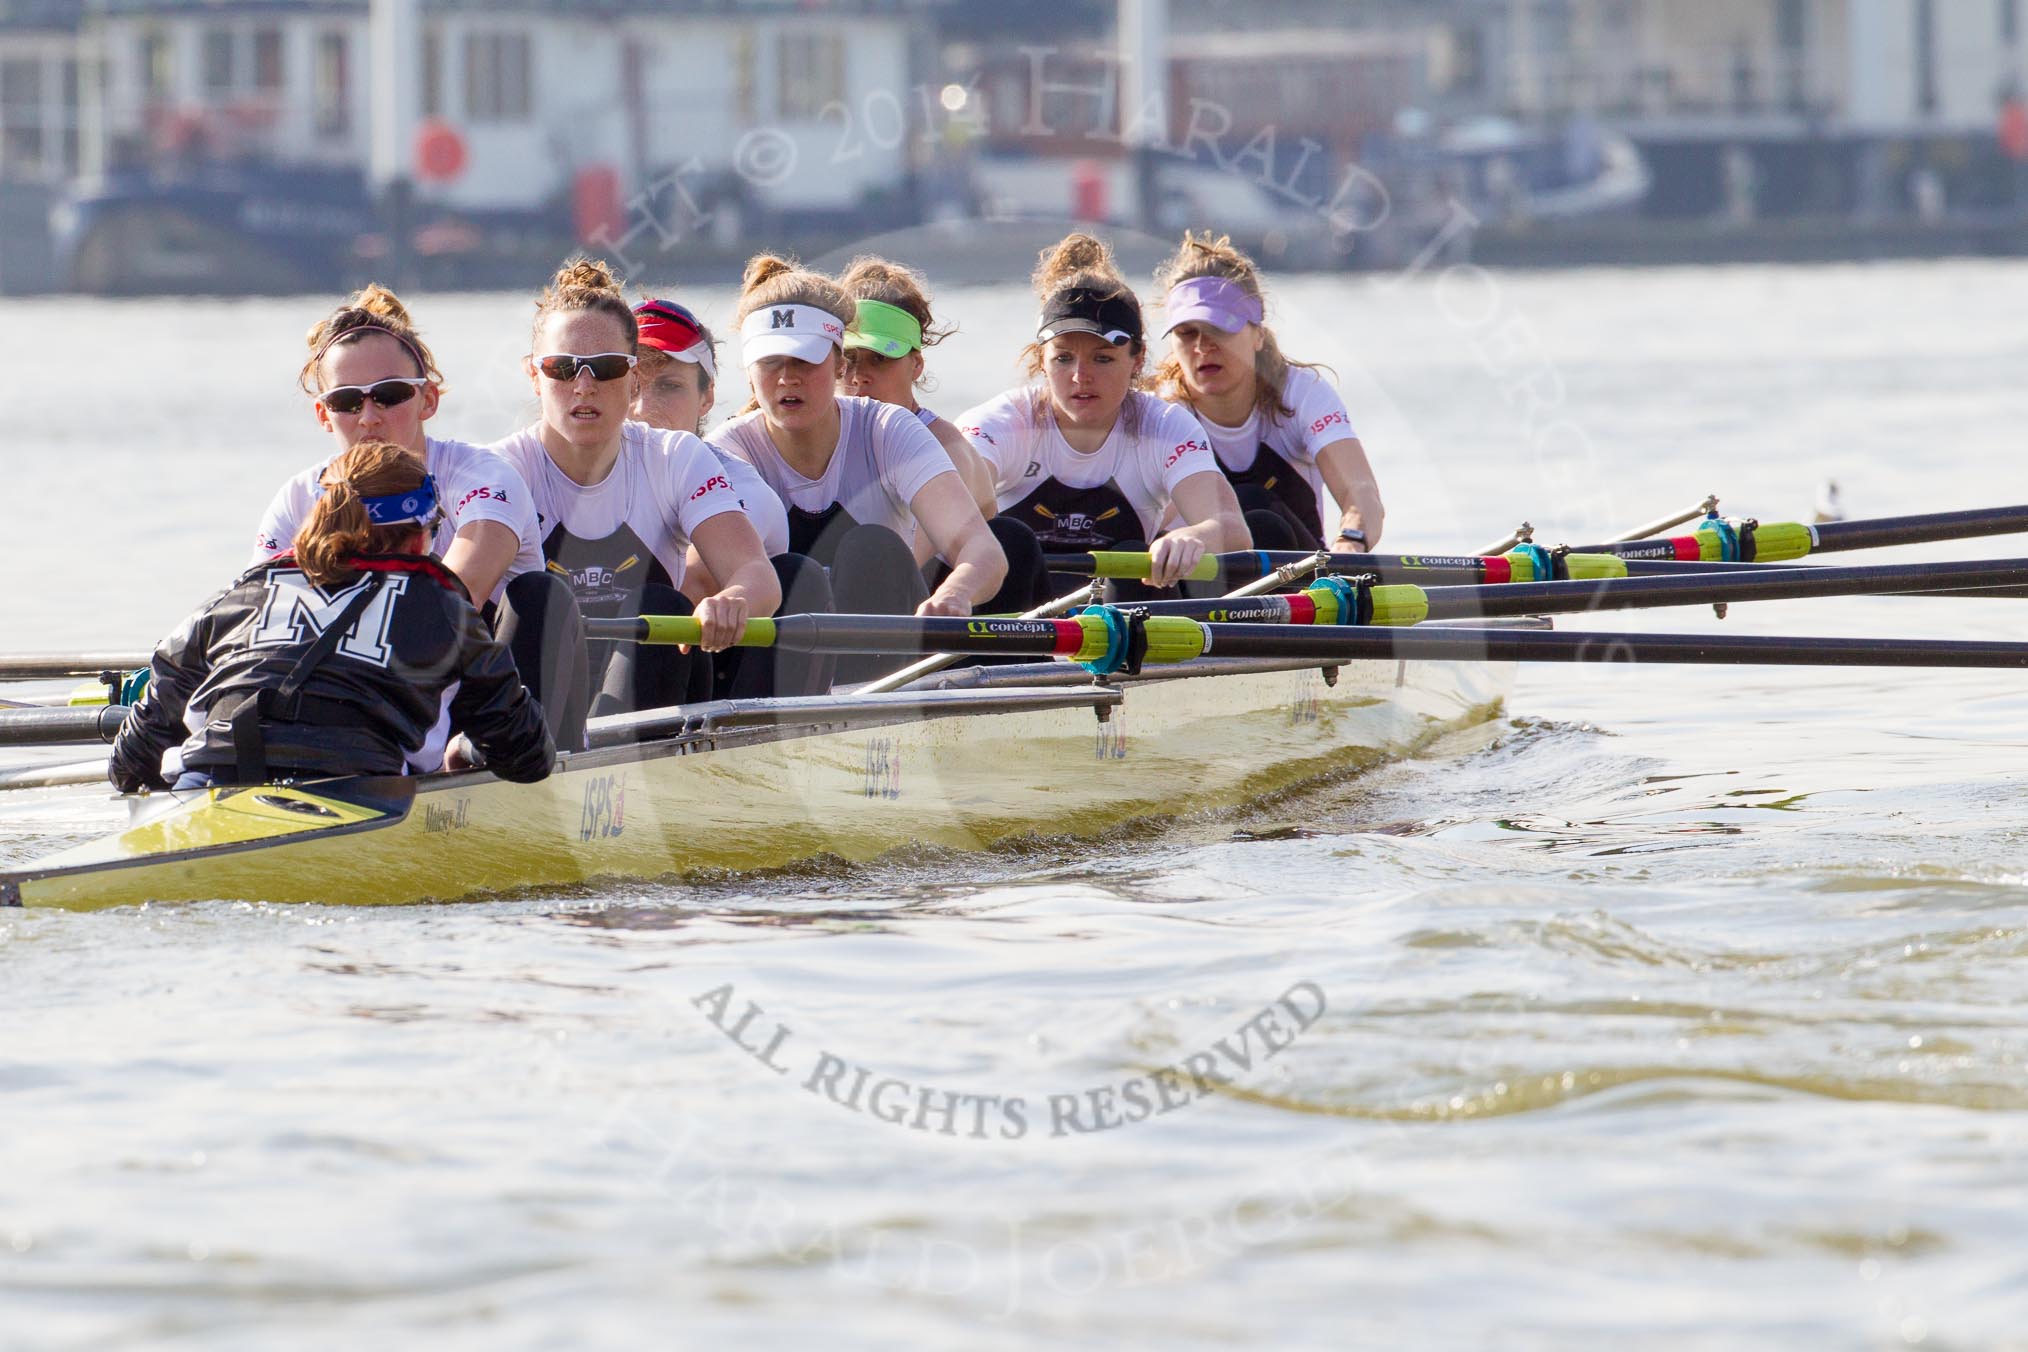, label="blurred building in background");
[3,0,940,293]
[1470,0,2028,222]
[2,0,2025,294]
